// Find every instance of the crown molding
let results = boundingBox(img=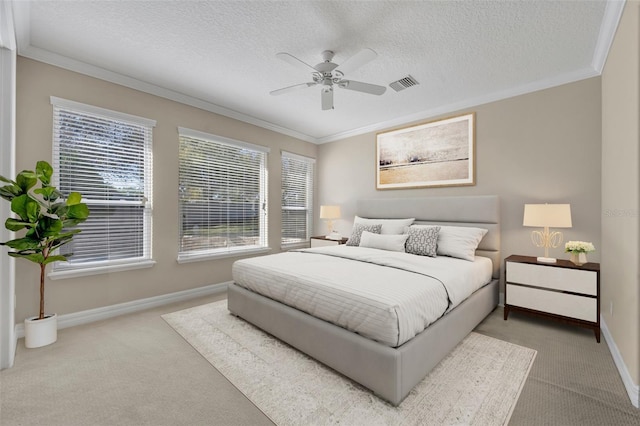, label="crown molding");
[9,0,28,50]
[315,66,600,144]
[10,0,620,146]
[0,0,16,50]
[592,0,626,74]
[17,43,603,146]
[17,45,317,144]
[12,0,317,143]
